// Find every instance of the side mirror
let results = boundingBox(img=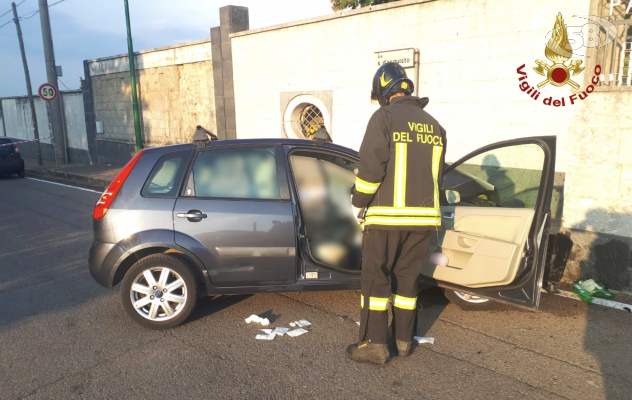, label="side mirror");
[445,190,460,204]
